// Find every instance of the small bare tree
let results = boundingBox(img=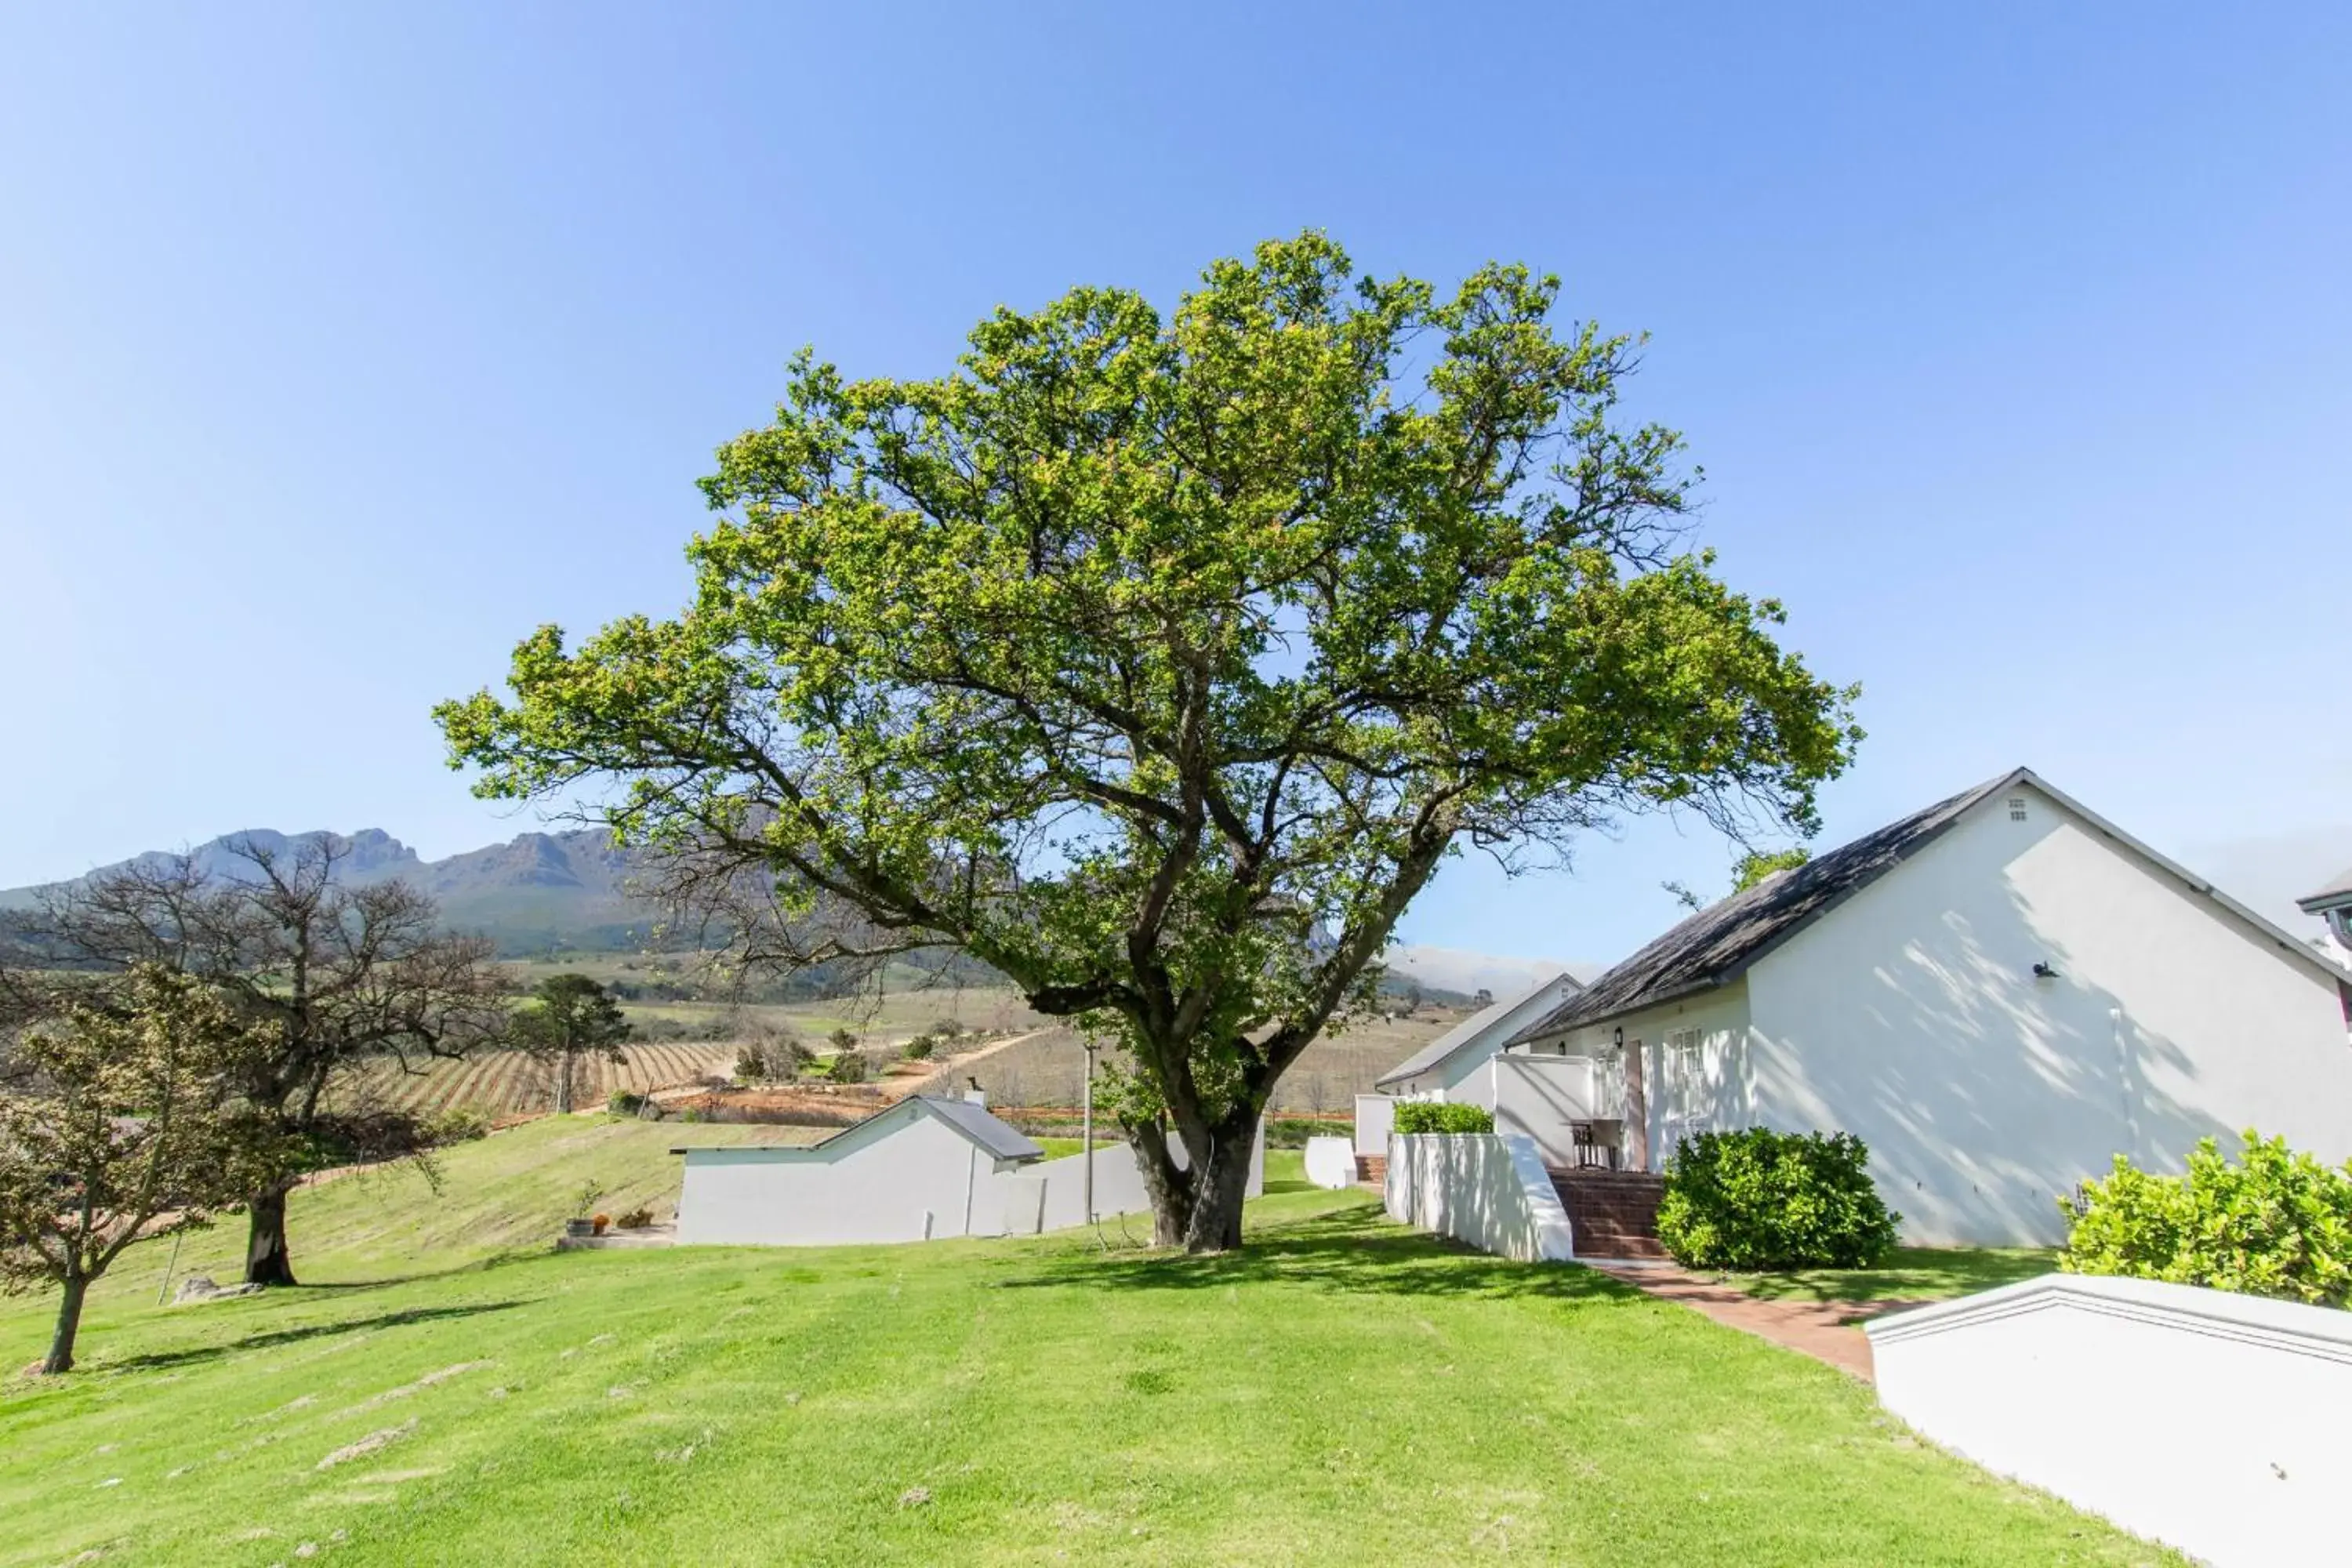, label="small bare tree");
[24,836,509,1285]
